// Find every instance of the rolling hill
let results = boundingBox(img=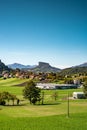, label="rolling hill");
[59,66,87,76]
